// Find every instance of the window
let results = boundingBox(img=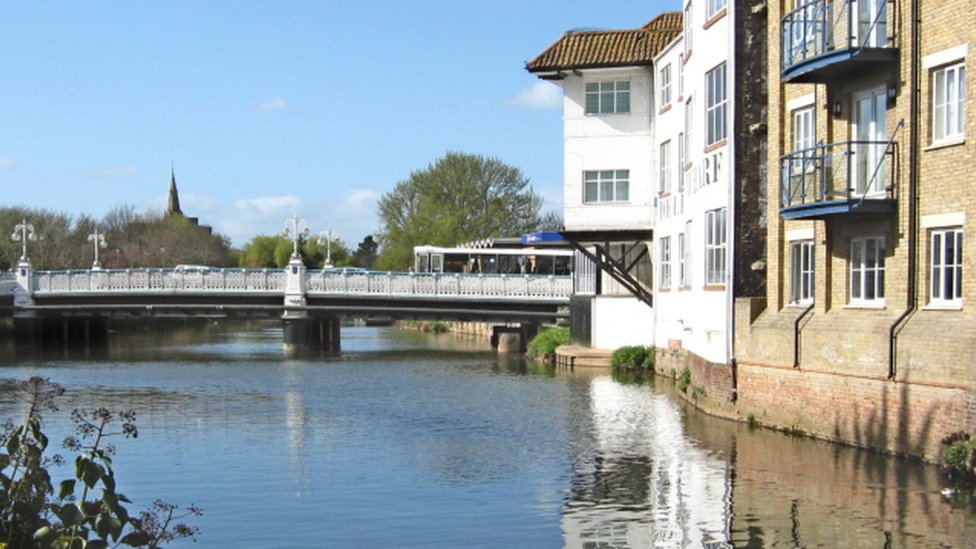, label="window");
[678,55,684,97]
[930,227,963,305]
[793,107,815,152]
[705,208,727,285]
[707,0,726,19]
[679,222,691,287]
[850,236,885,304]
[583,170,629,203]
[932,62,966,143]
[660,64,672,106]
[660,237,672,289]
[705,63,727,146]
[659,140,671,194]
[791,106,816,175]
[683,2,693,59]
[585,81,630,114]
[684,97,694,160]
[790,240,815,304]
[677,132,686,176]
